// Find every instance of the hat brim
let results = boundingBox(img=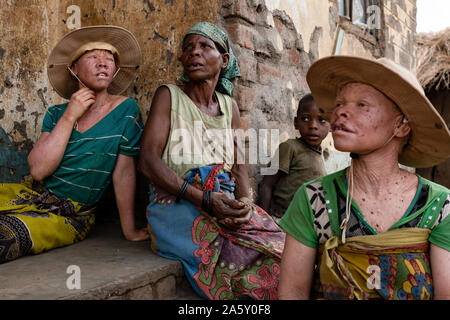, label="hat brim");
[47,25,141,99]
[306,55,450,168]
